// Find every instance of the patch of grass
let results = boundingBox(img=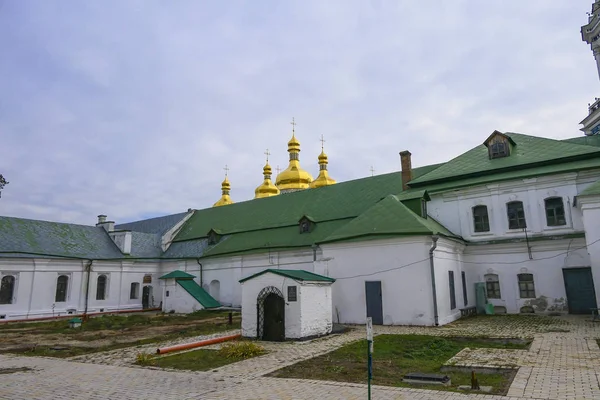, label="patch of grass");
[153,341,265,372]
[269,334,527,395]
[136,352,157,366]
